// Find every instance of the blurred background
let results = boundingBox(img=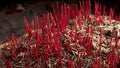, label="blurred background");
[0,0,120,43]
